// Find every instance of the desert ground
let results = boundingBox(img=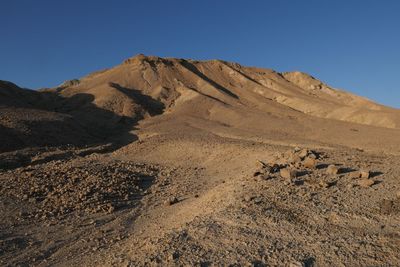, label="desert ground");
[1,55,400,266]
